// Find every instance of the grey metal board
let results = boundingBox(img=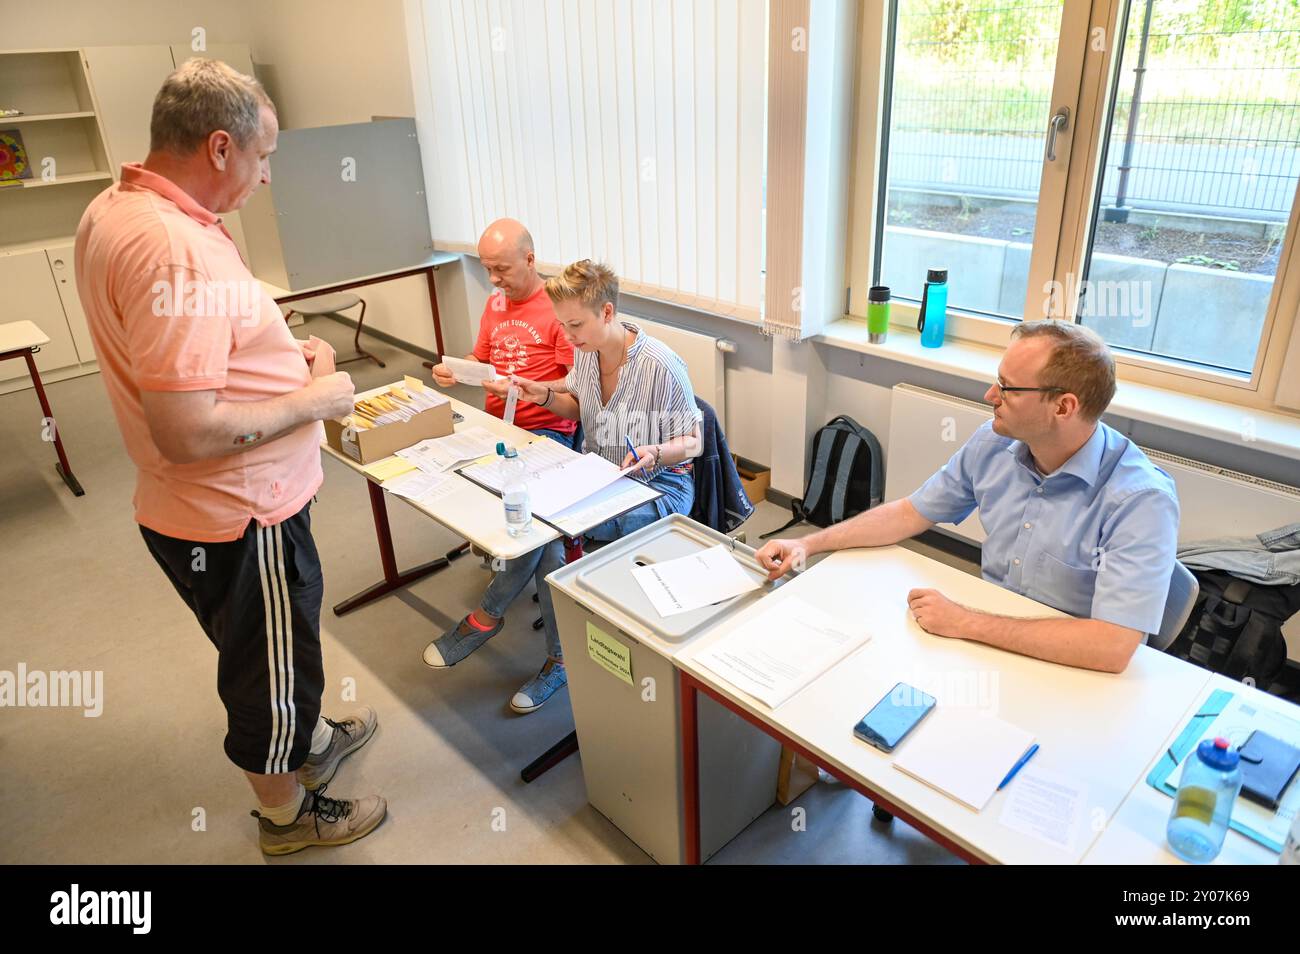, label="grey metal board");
[267,118,433,290]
